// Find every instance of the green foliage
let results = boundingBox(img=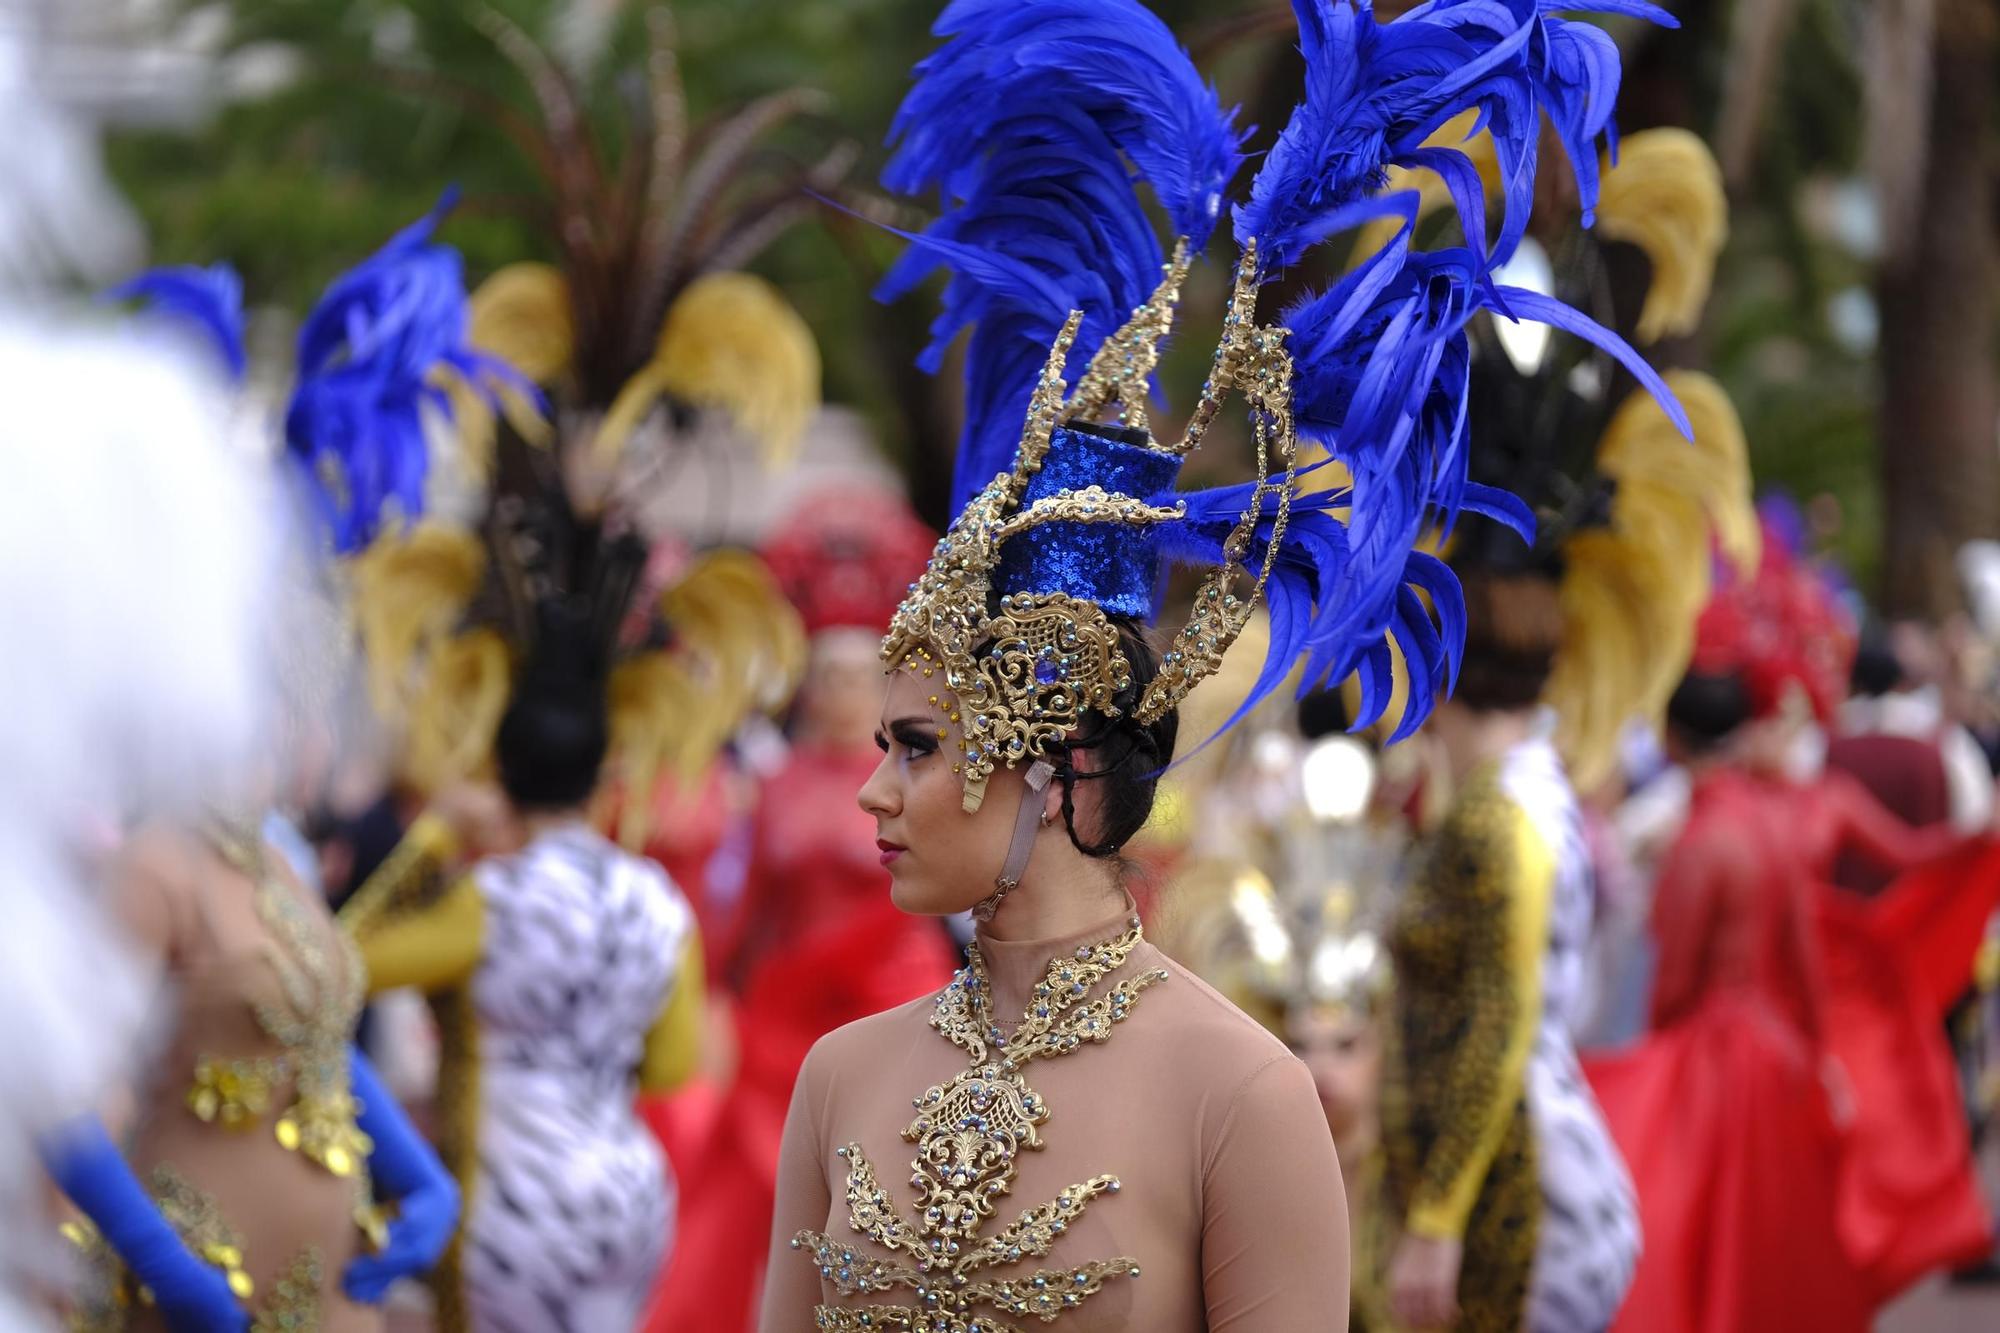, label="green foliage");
[104,0,1909,583]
